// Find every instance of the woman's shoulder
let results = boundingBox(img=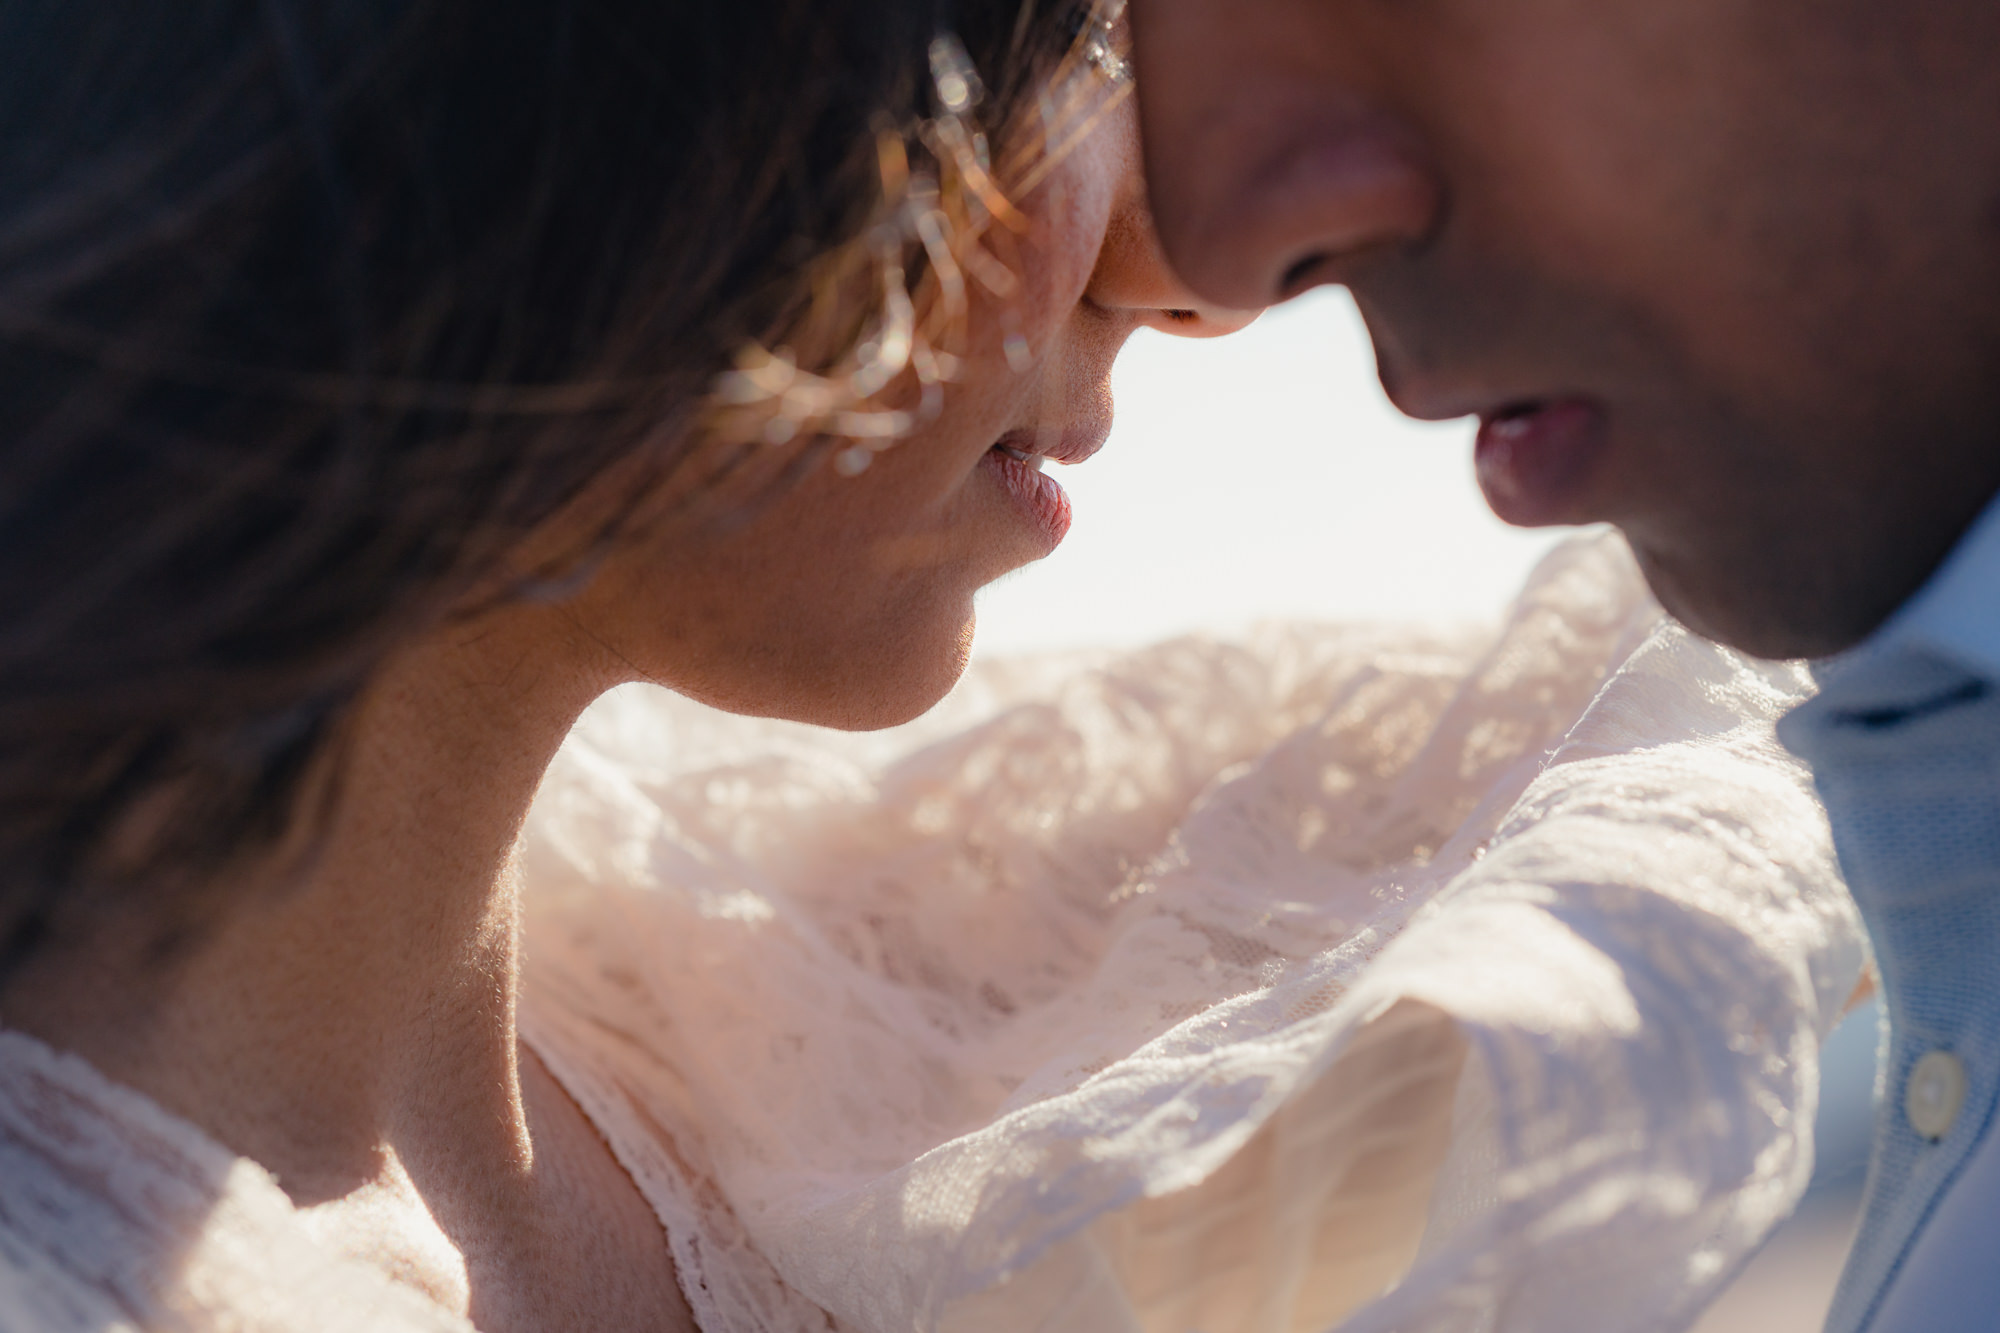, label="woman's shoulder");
[0,1030,474,1333]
